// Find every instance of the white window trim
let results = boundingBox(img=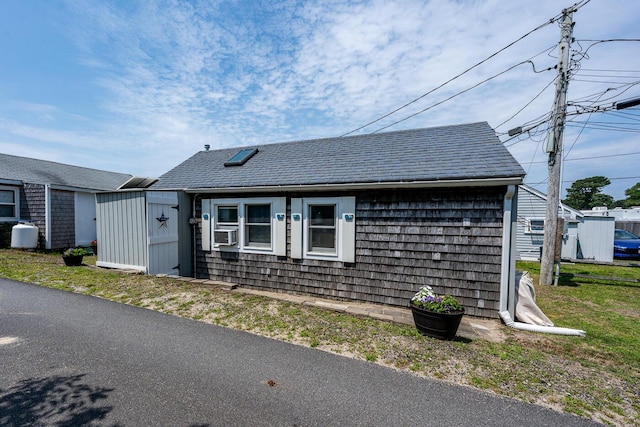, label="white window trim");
[202,197,286,256]
[525,217,545,235]
[291,196,356,262]
[0,185,20,222]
